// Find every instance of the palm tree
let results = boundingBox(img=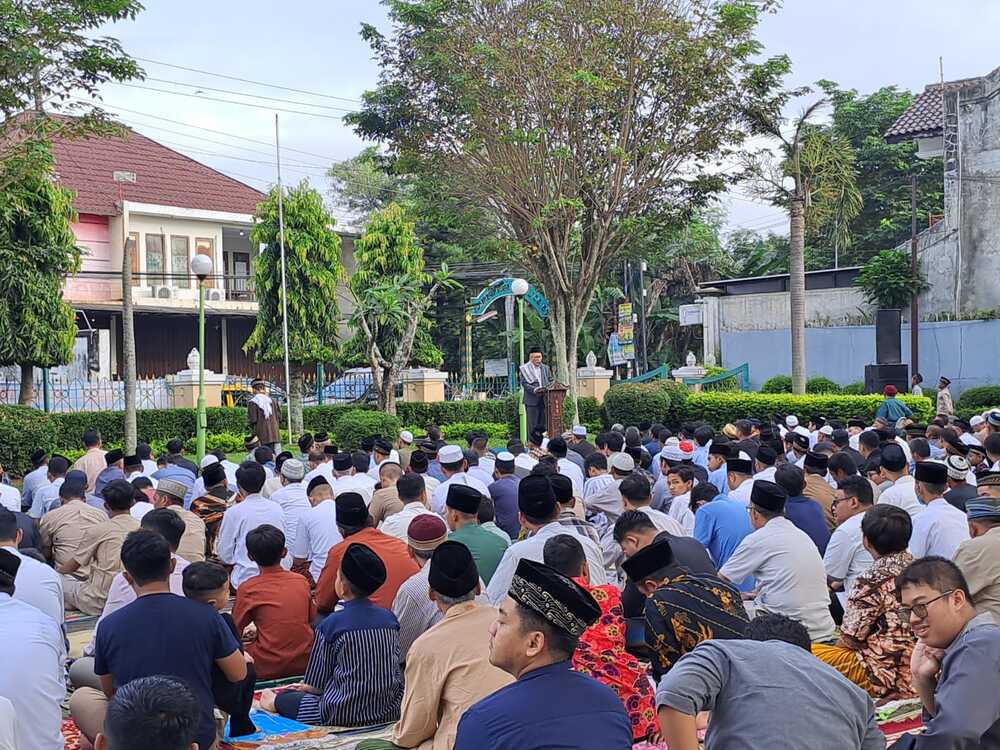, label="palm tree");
[747,99,862,394]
